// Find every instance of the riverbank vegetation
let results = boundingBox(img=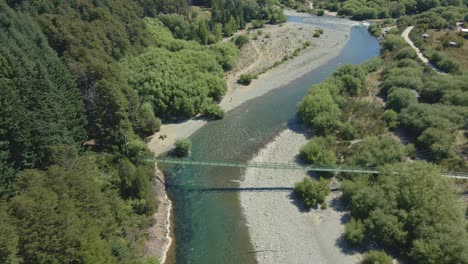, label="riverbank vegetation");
[314,0,467,21]
[0,0,292,262]
[295,11,468,262]
[361,250,393,264]
[174,139,192,157]
[324,0,468,73]
[294,177,330,208]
